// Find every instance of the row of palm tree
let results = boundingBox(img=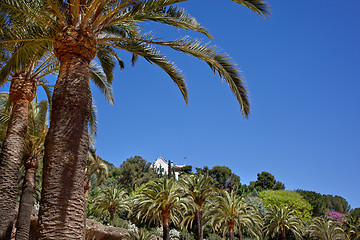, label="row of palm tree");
[0,0,272,238]
[89,174,360,240]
